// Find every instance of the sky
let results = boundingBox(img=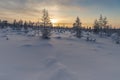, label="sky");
[0,0,120,27]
